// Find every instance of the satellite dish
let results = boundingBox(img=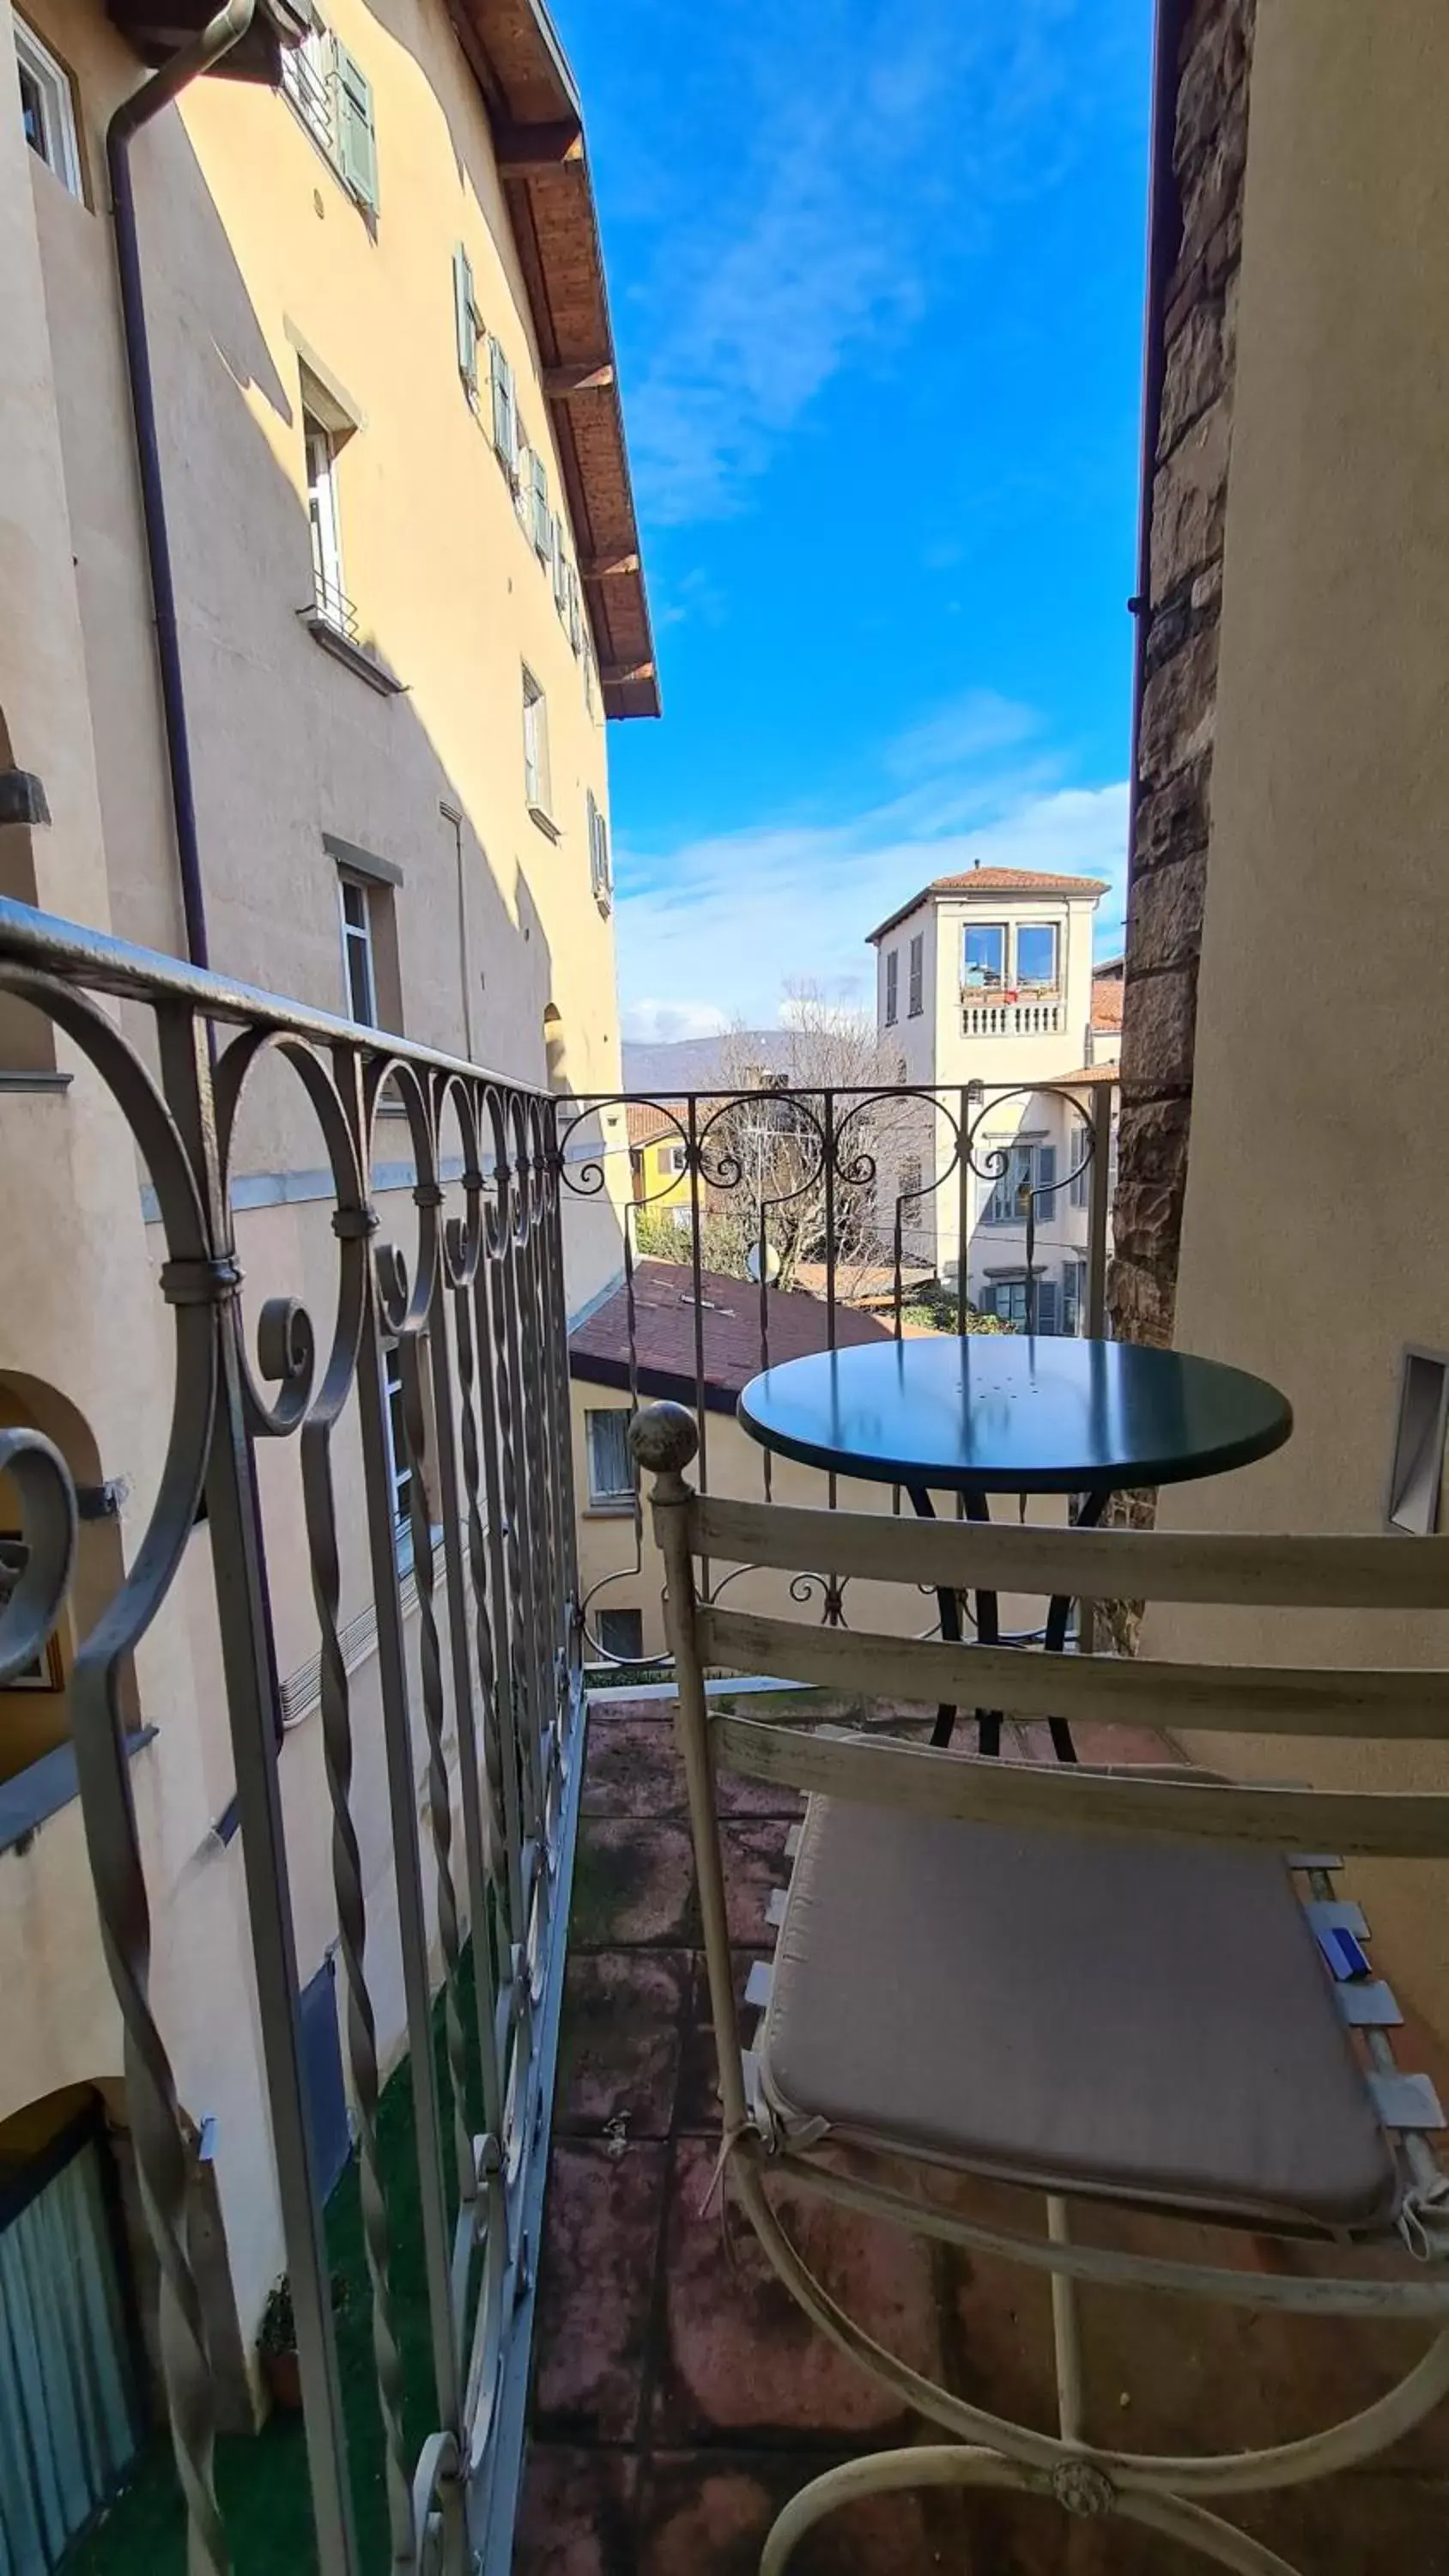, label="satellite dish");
[746,1242,782,1285]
